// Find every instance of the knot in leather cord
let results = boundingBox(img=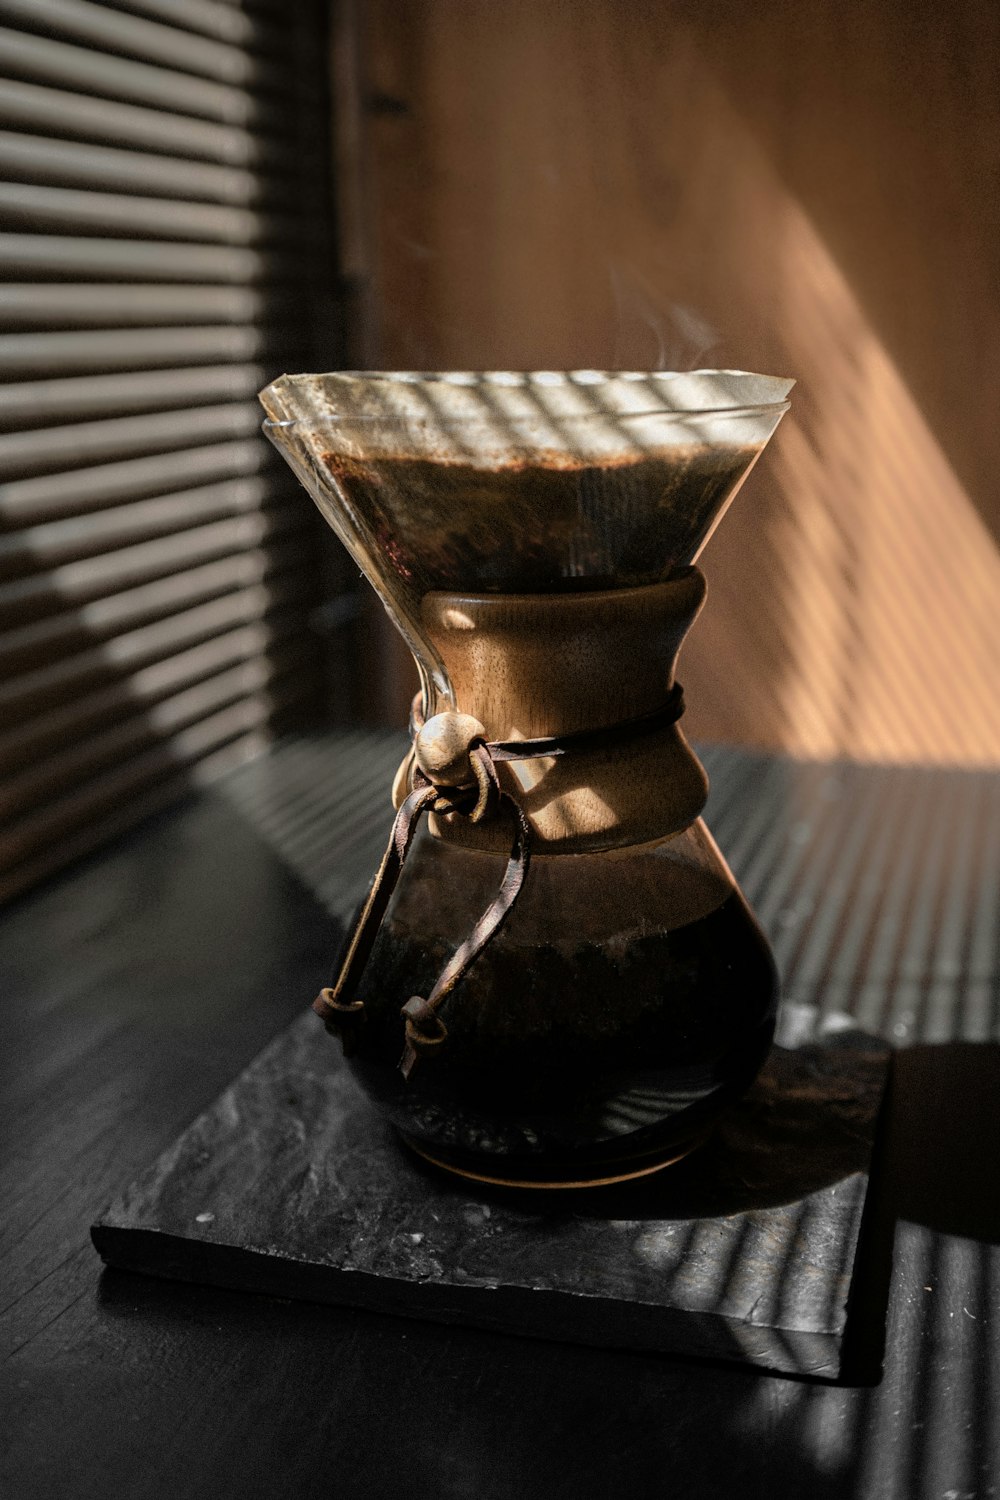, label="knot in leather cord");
[427,739,499,825]
[312,988,365,1057]
[313,684,685,1081]
[401,994,448,1057]
[413,710,488,790]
